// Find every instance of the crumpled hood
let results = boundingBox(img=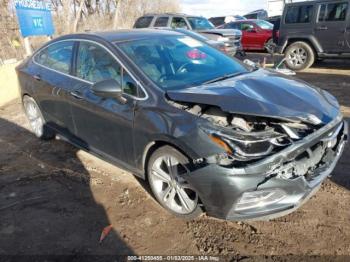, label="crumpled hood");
[166,69,340,125]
